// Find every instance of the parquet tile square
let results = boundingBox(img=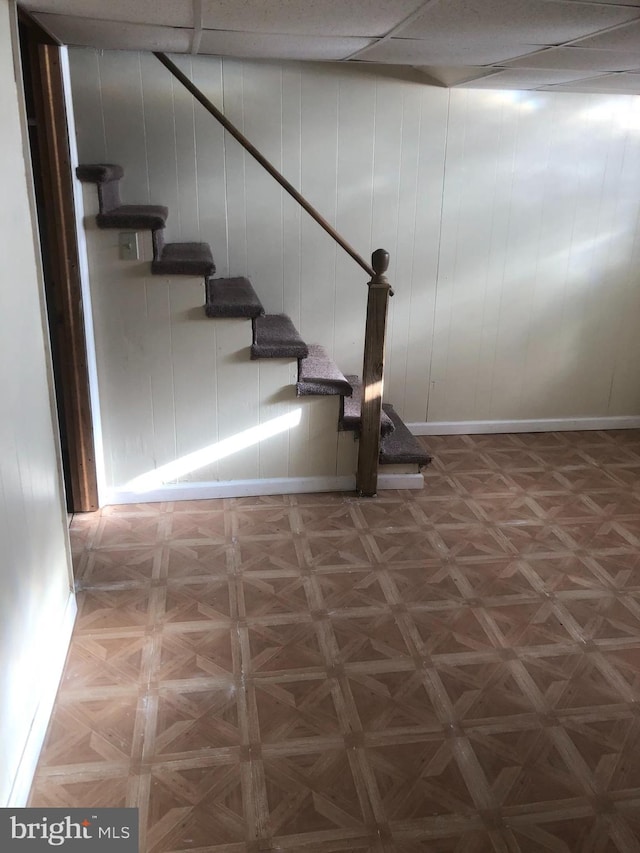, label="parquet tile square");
[157,626,237,681]
[78,546,160,585]
[467,727,587,807]
[435,660,533,726]
[239,574,310,618]
[331,613,415,663]
[386,563,464,605]
[232,506,295,539]
[251,676,344,743]
[151,685,242,757]
[315,570,389,611]
[146,762,245,850]
[30,430,640,851]
[164,542,231,578]
[167,509,228,542]
[365,737,477,819]
[75,588,155,631]
[246,621,325,674]
[347,669,441,735]
[61,632,150,689]
[163,577,235,623]
[262,748,369,836]
[410,607,501,656]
